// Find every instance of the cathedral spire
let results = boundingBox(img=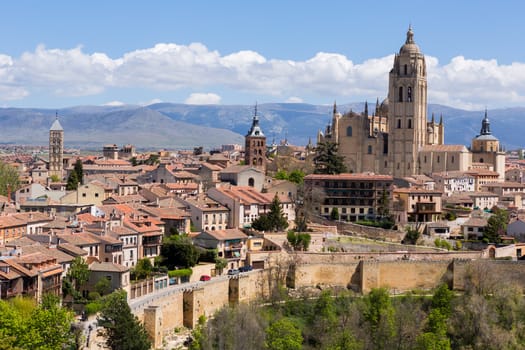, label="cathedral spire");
[364,100,368,116]
[431,112,435,123]
[375,97,380,115]
[439,114,443,125]
[406,24,415,44]
[333,101,337,115]
[480,109,491,135]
